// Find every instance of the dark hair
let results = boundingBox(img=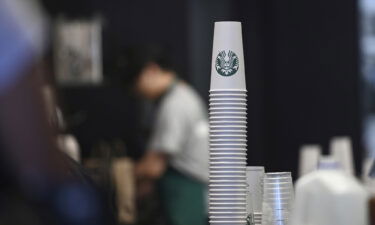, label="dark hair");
[113,45,174,87]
